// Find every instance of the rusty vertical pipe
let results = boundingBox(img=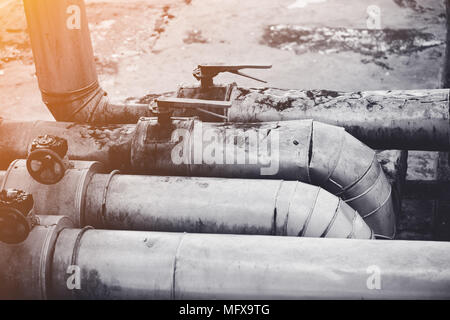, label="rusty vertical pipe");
[23,0,103,122]
[2,223,450,299]
[22,0,151,123]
